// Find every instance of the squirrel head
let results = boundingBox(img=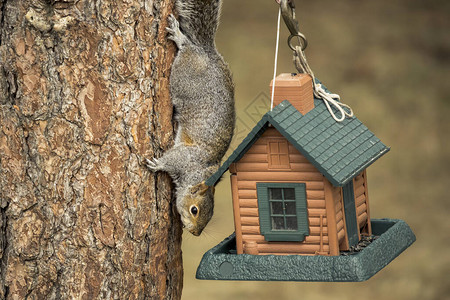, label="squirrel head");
[178,181,215,236]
